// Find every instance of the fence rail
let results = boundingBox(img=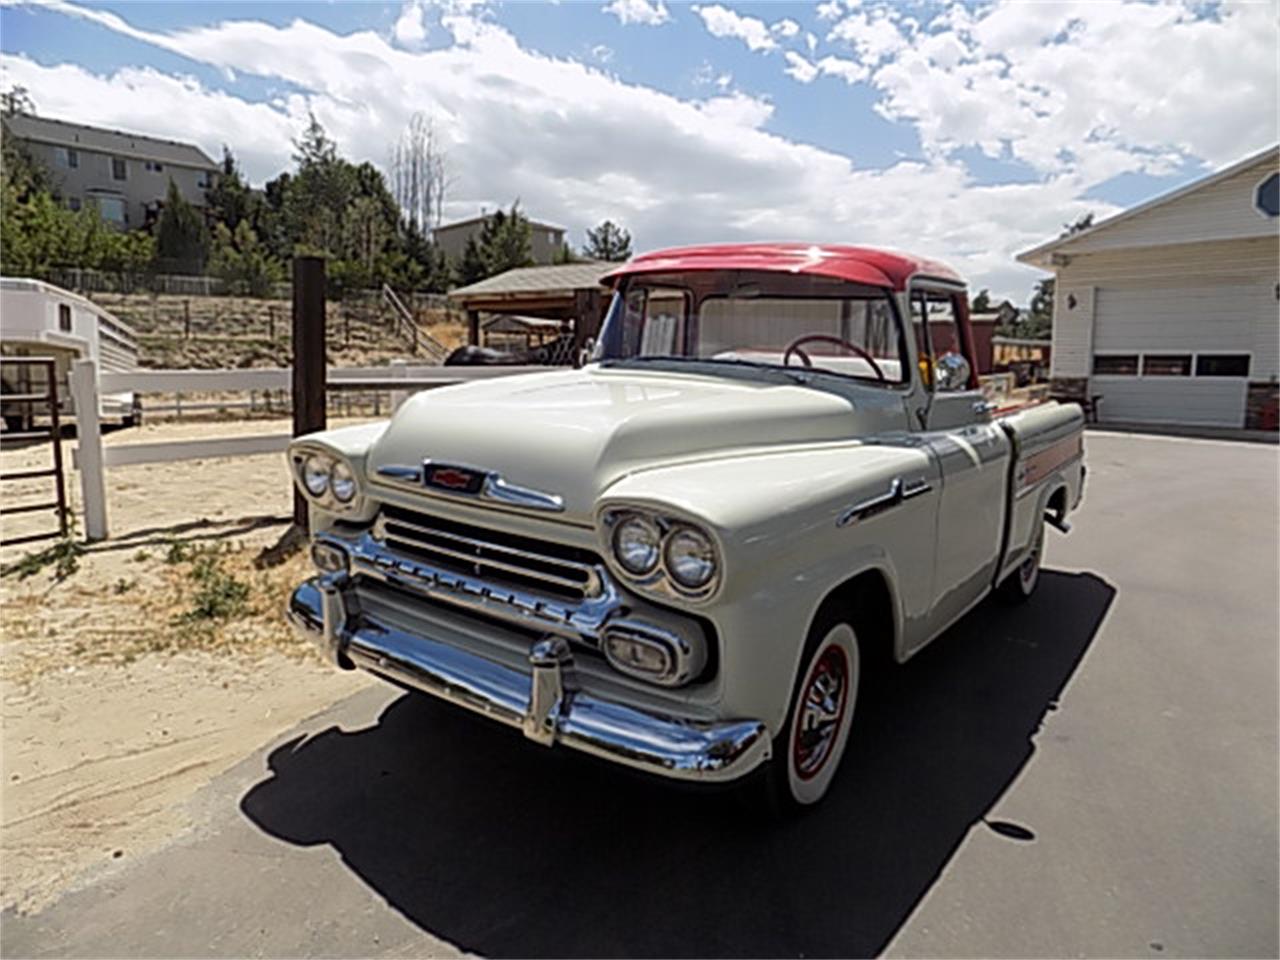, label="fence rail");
[43,268,453,309]
[70,359,543,540]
